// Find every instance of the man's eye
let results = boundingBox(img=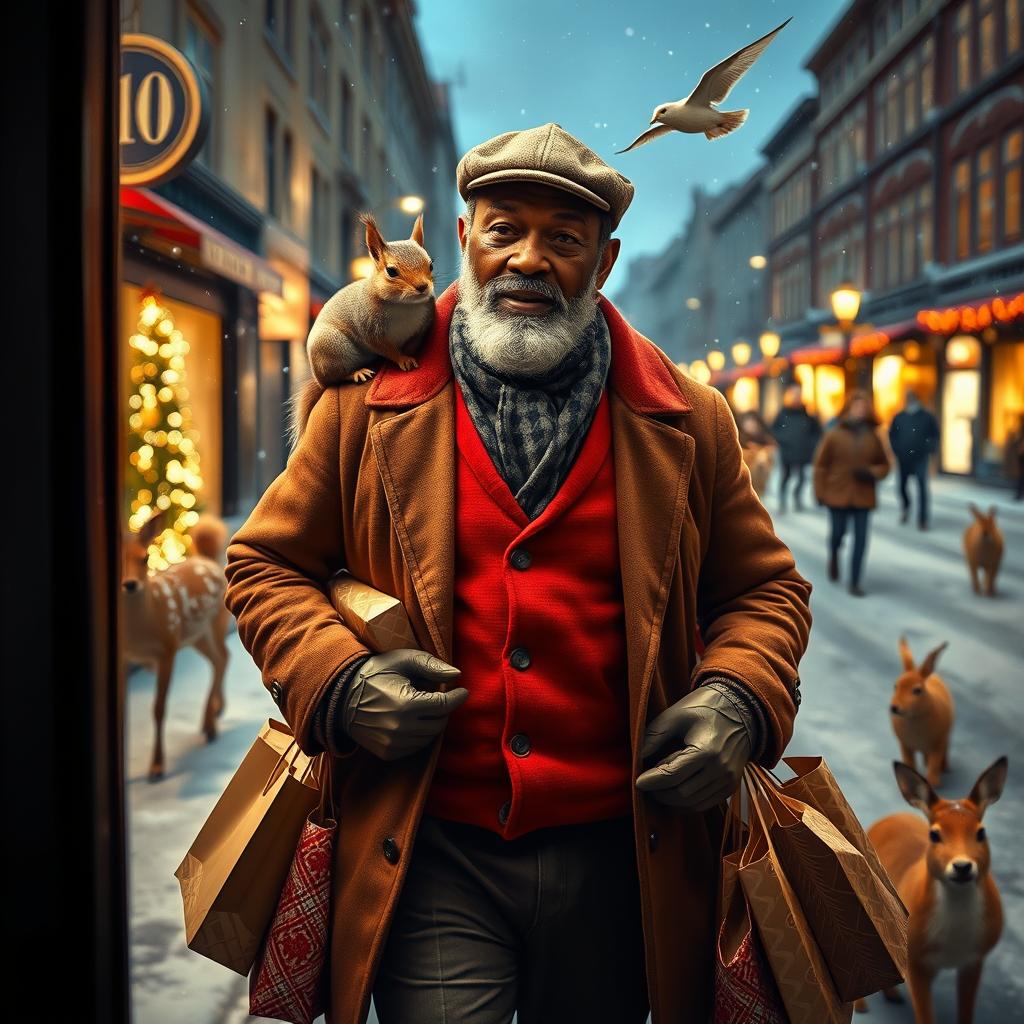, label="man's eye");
[555,233,581,245]
[386,266,399,278]
[488,224,514,235]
